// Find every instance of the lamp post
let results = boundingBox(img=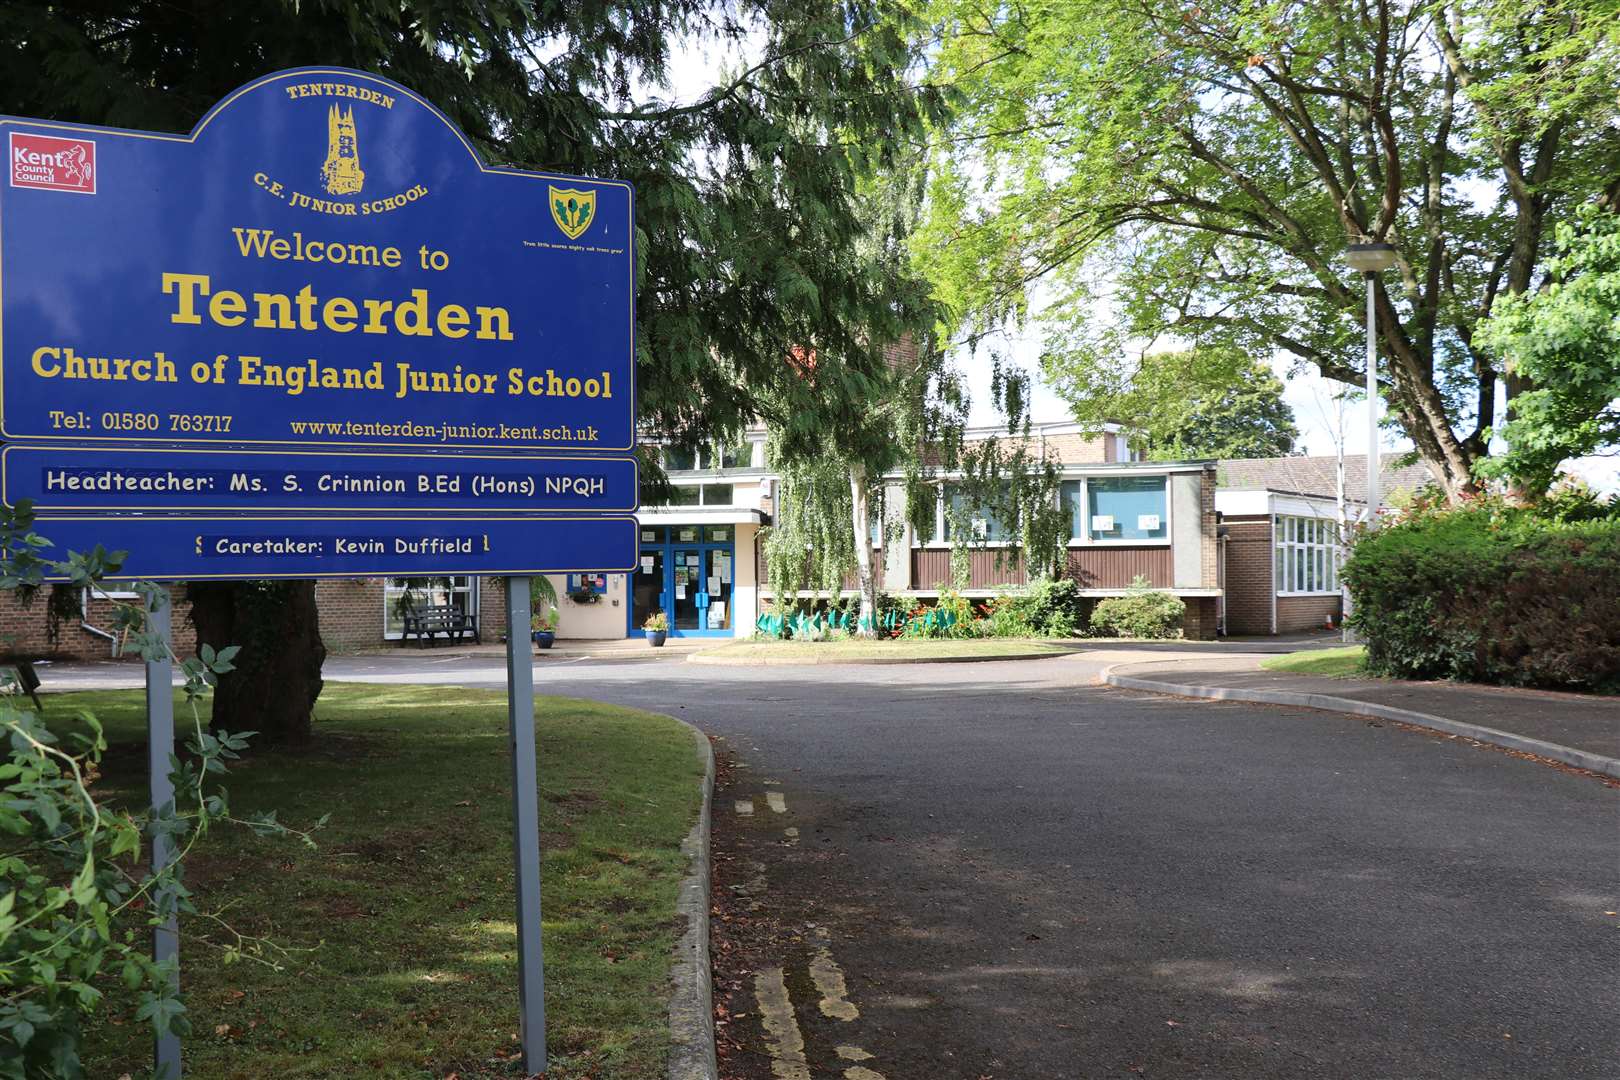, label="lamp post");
[1342,241,1397,643]
[1344,242,1398,521]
